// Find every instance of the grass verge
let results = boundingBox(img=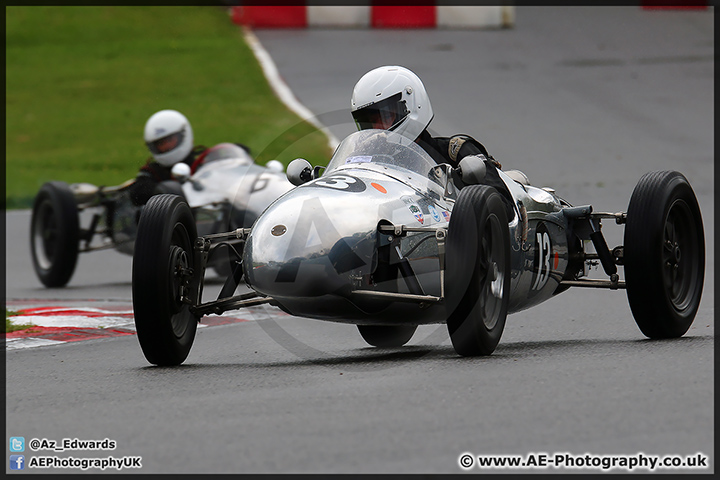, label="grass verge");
[5,310,36,333]
[6,6,333,209]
